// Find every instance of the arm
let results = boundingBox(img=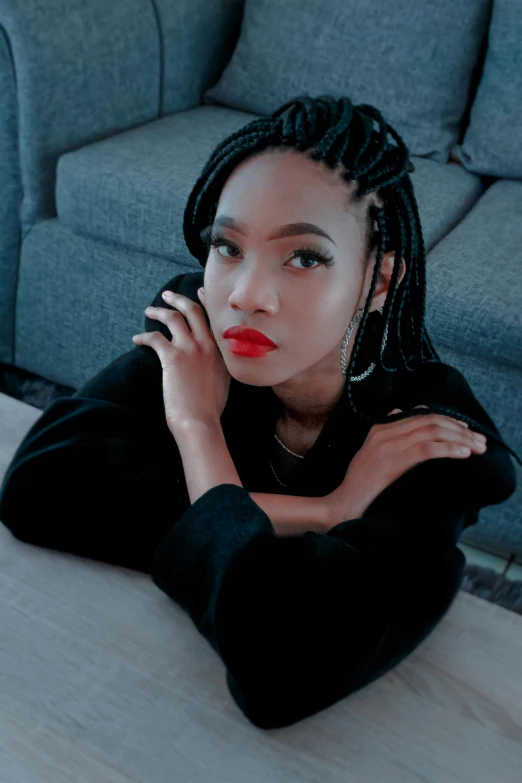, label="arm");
[0,395,191,573]
[248,493,330,536]
[174,419,331,536]
[0,270,191,571]
[151,483,468,729]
